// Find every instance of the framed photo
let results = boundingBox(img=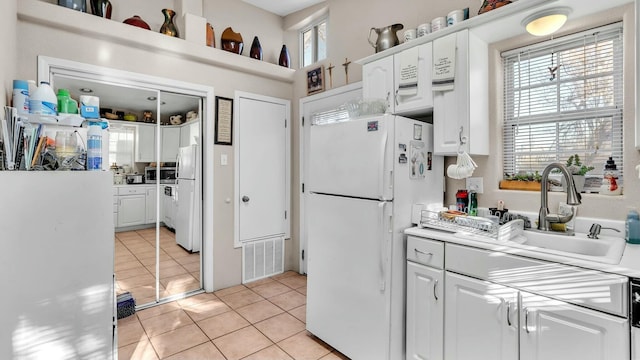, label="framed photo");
[215,96,233,145]
[307,66,325,95]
